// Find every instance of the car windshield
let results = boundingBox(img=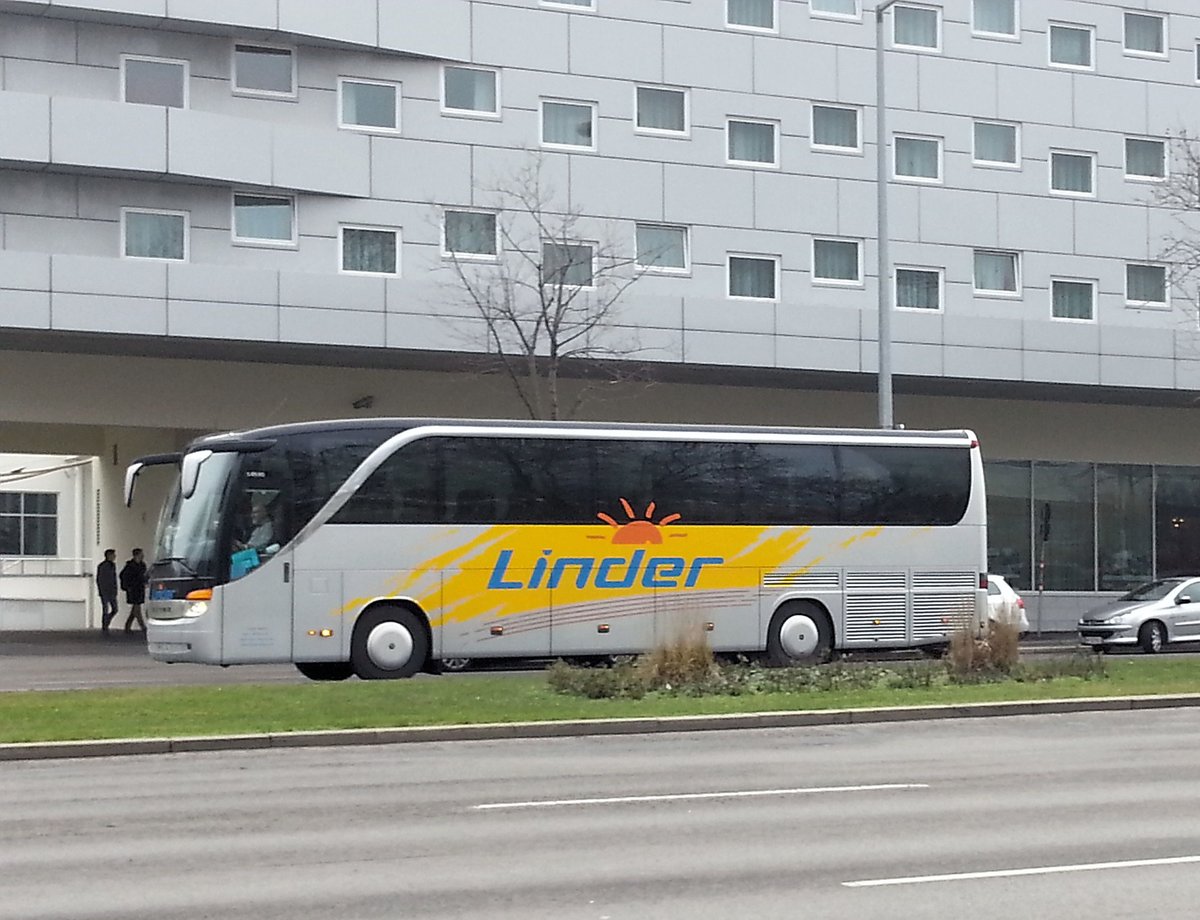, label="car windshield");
[1120,579,1185,602]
